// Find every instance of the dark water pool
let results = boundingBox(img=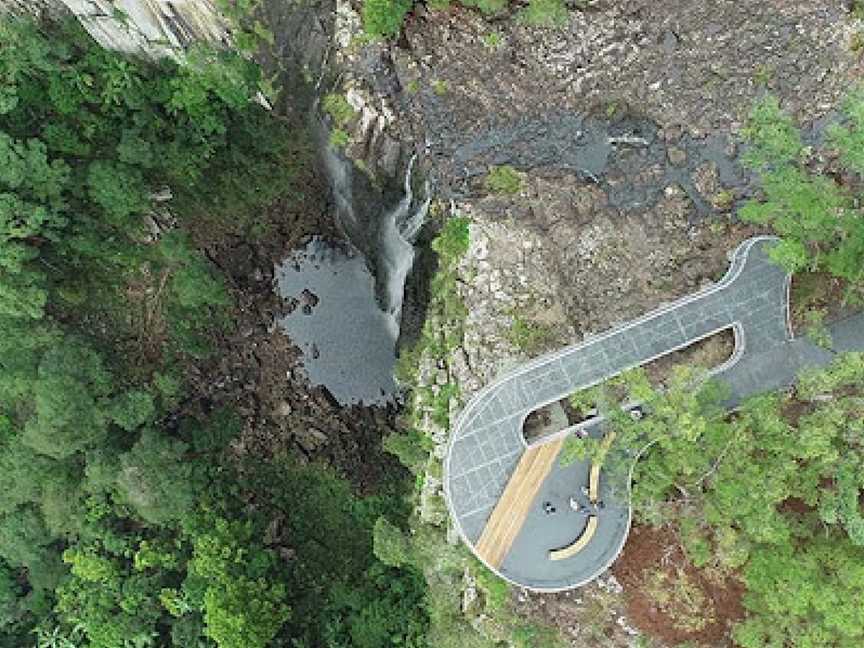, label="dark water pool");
[275,236,399,406]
